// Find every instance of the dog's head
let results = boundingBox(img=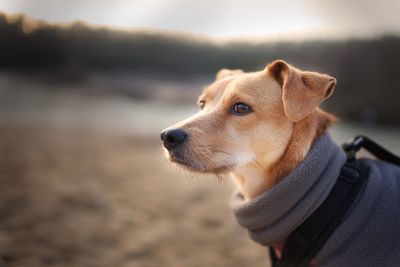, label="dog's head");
[161,60,336,179]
